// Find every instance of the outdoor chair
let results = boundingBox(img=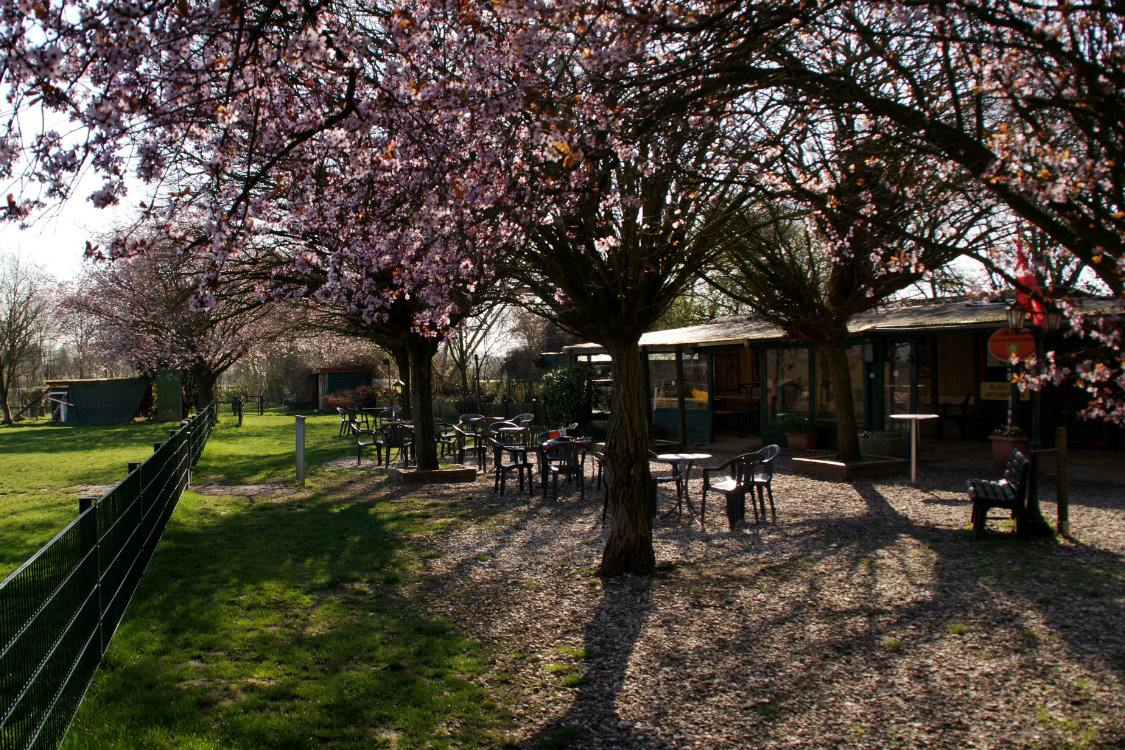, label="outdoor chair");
[487,437,534,496]
[337,407,349,437]
[700,453,755,531]
[647,450,682,514]
[541,439,585,502]
[381,421,414,467]
[747,444,781,523]
[346,408,370,431]
[446,421,486,468]
[433,418,457,458]
[351,422,383,466]
[513,412,535,428]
